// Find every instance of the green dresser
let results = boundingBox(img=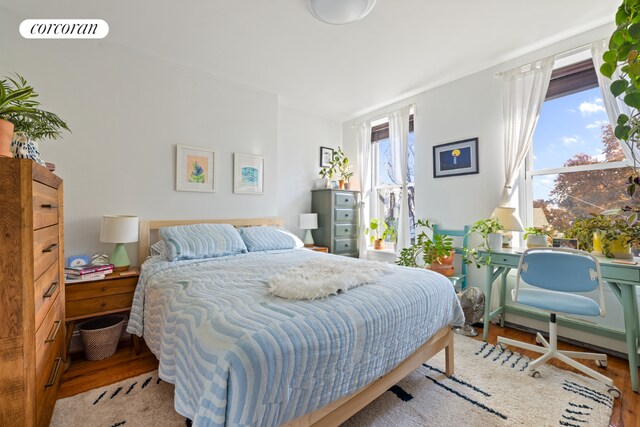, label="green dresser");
[311,189,360,257]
